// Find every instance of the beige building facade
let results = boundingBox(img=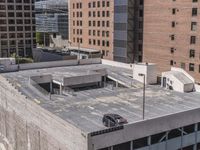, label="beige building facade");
[69,0,114,60]
[69,0,144,62]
